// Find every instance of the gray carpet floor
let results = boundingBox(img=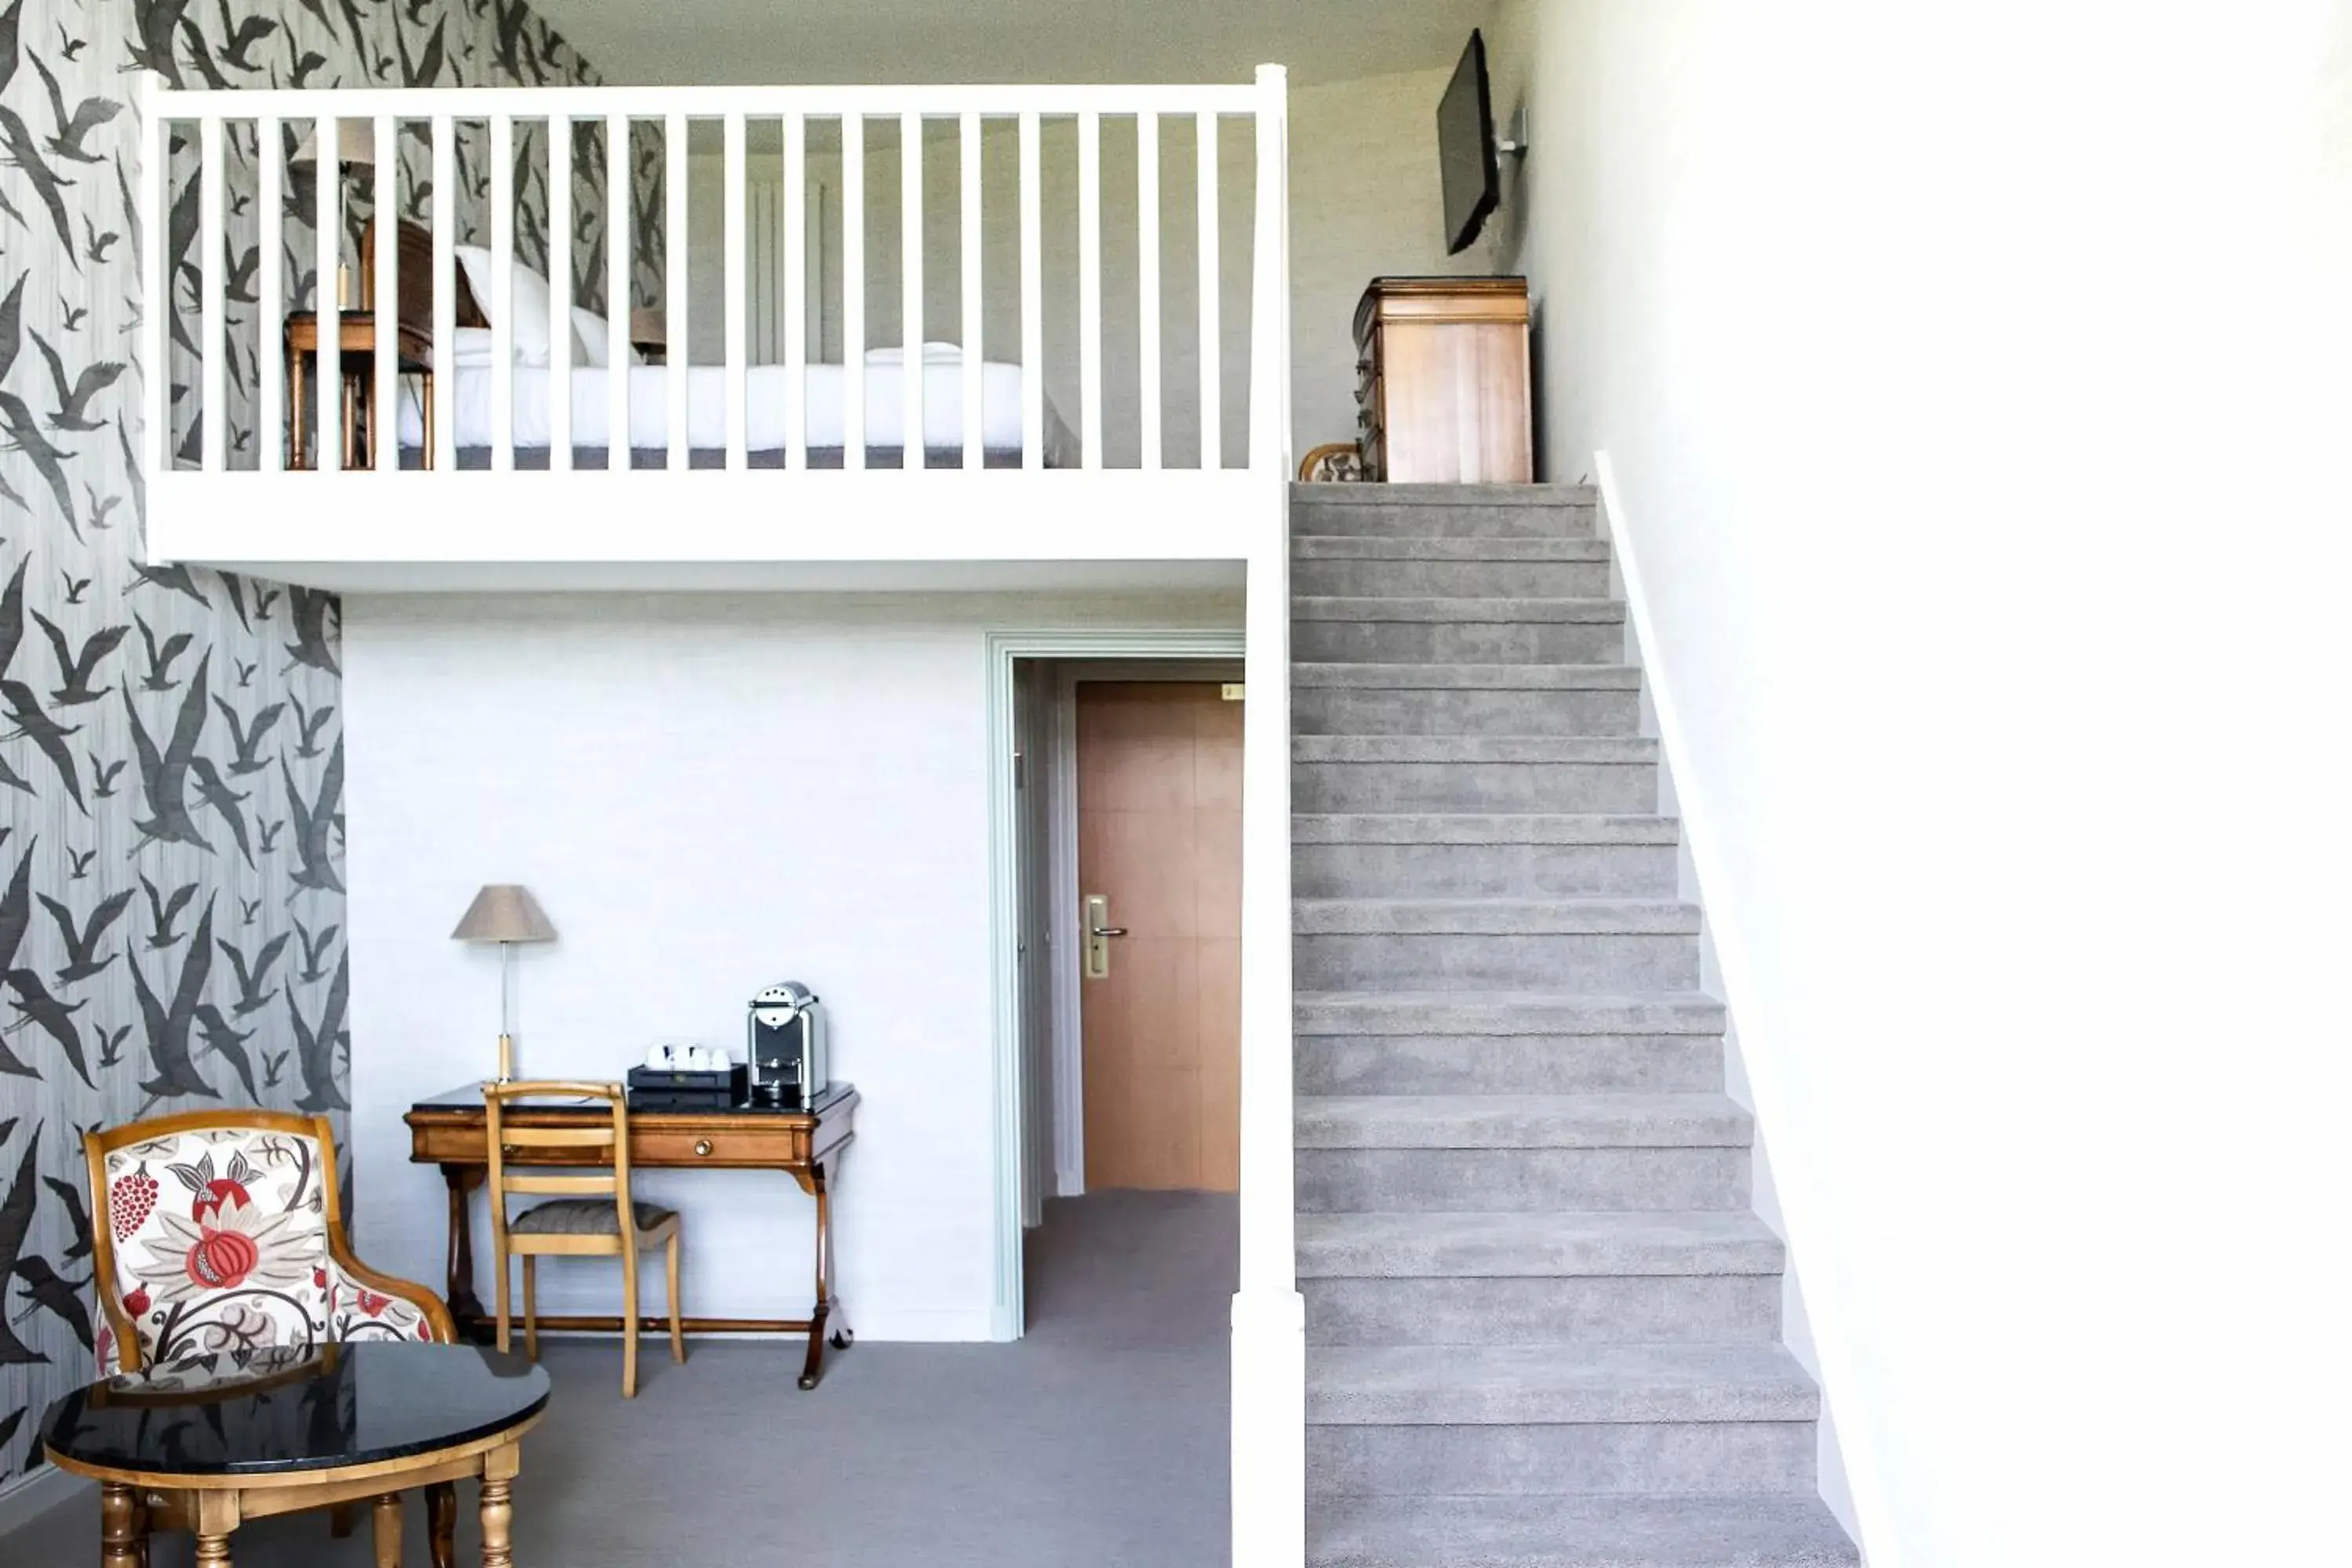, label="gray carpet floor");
[5,1190,1236,1567]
